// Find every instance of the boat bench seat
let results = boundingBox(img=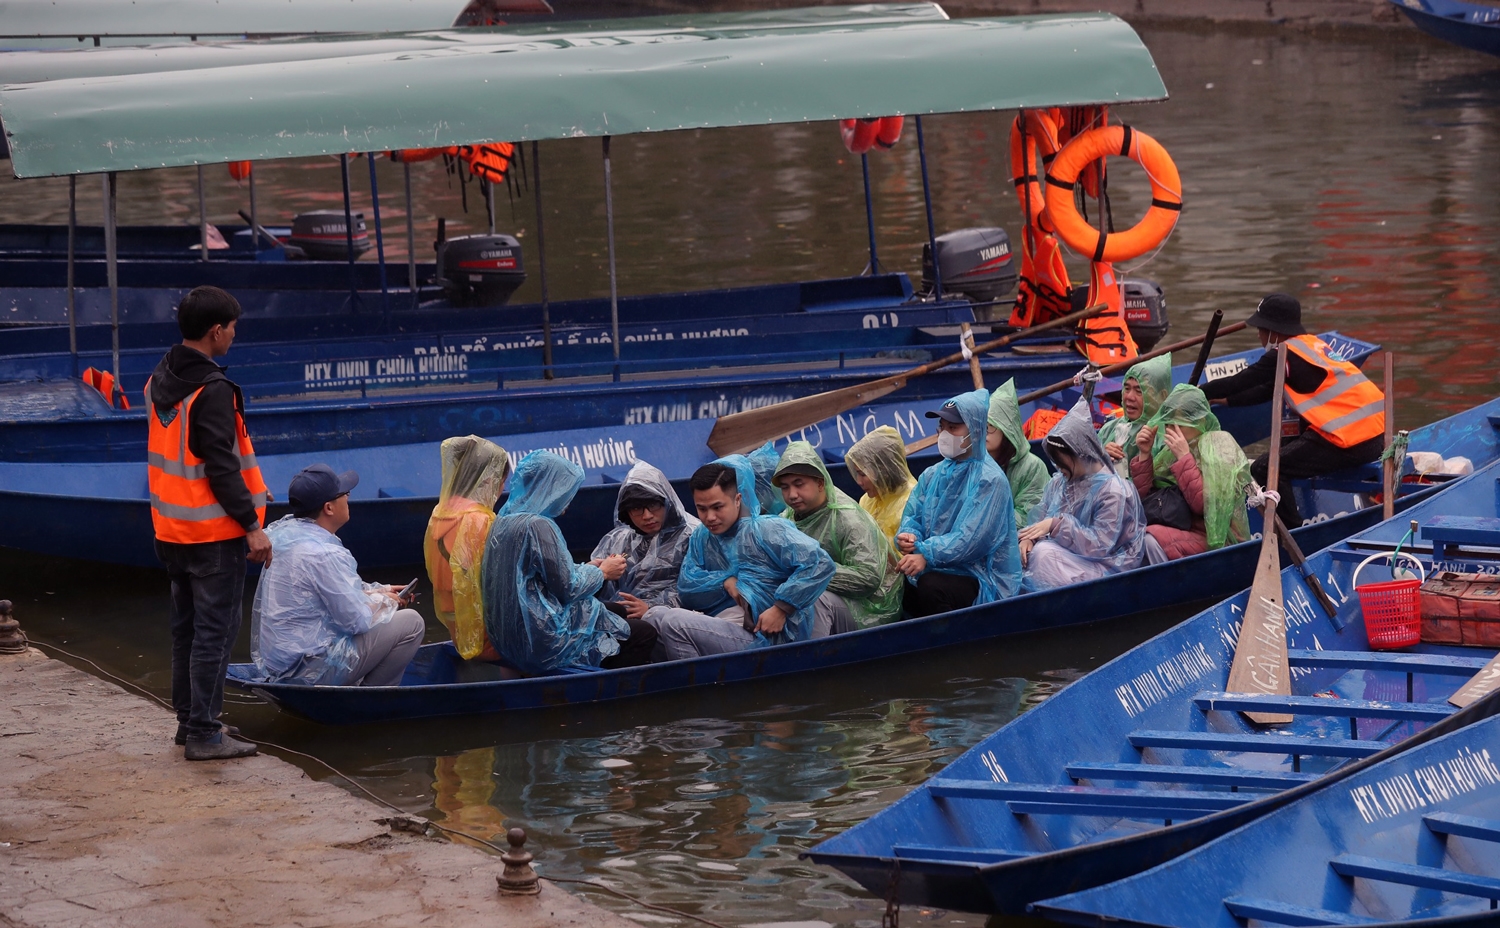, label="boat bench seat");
[928,780,1248,820]
[1425,812,1500,843]
[1222,896,1378,926]
[1424,515,1500,561]
[1330,854,1500,899]
[889,844,1026,864]
[1066,762,1317,789]
[1193,692,1456,722]
[1286,649,1493,675]
[1128,730,1386,758]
